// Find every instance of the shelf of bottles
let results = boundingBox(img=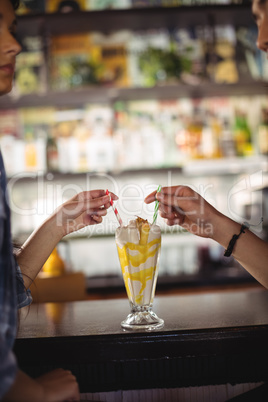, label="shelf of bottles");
[0,0,267,178]
[0,0,265,109]
[15,0,254,15]
[1,96,267,178]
